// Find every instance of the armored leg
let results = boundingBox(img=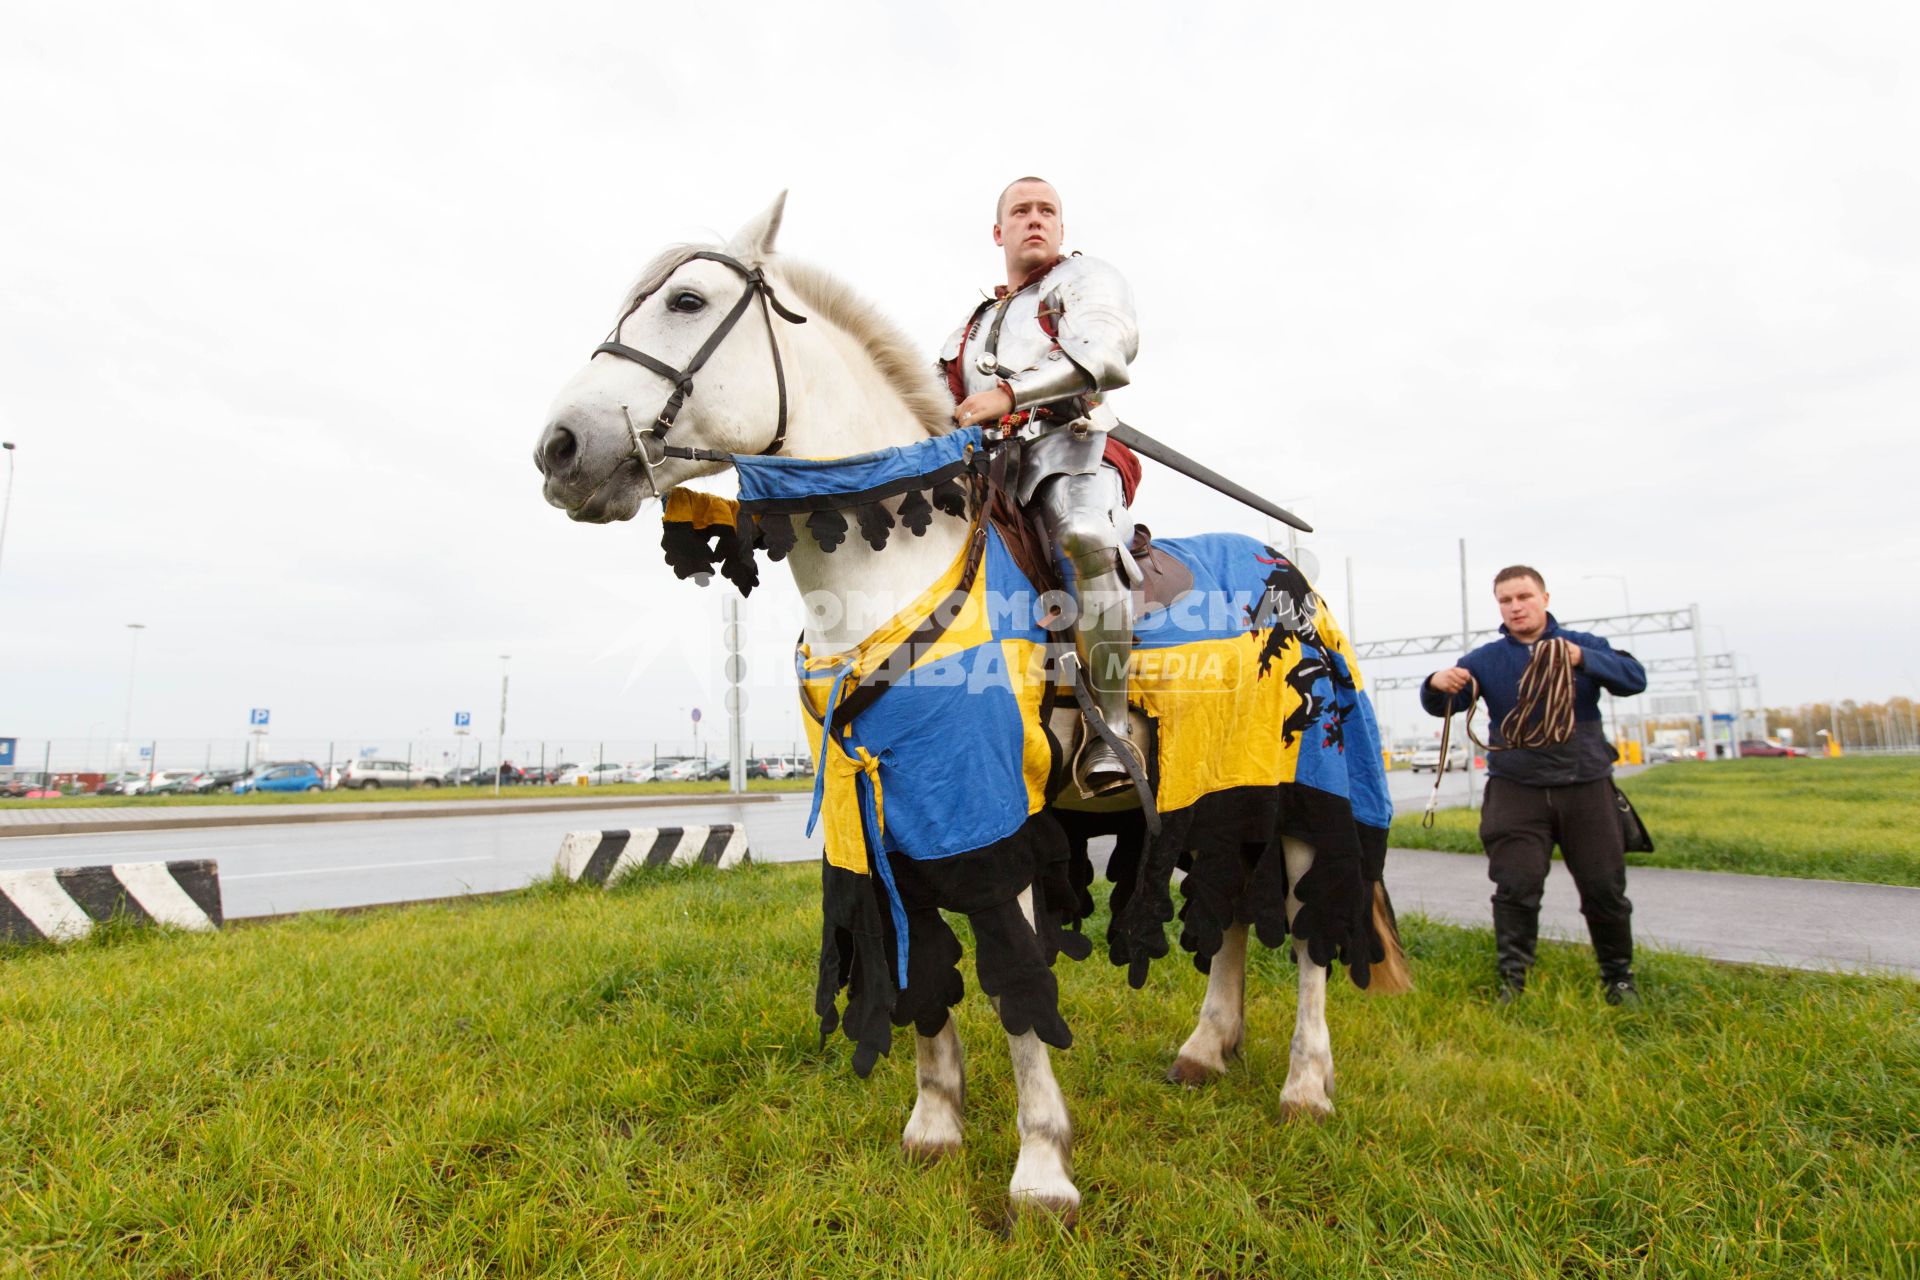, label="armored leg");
[1035,467,1135,795]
